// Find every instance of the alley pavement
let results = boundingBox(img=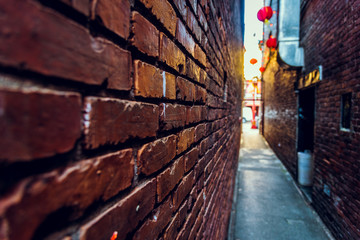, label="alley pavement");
[229,122,333,240]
